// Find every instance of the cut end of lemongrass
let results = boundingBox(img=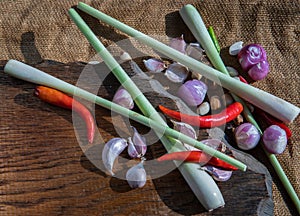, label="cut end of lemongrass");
[239,84,300,124]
